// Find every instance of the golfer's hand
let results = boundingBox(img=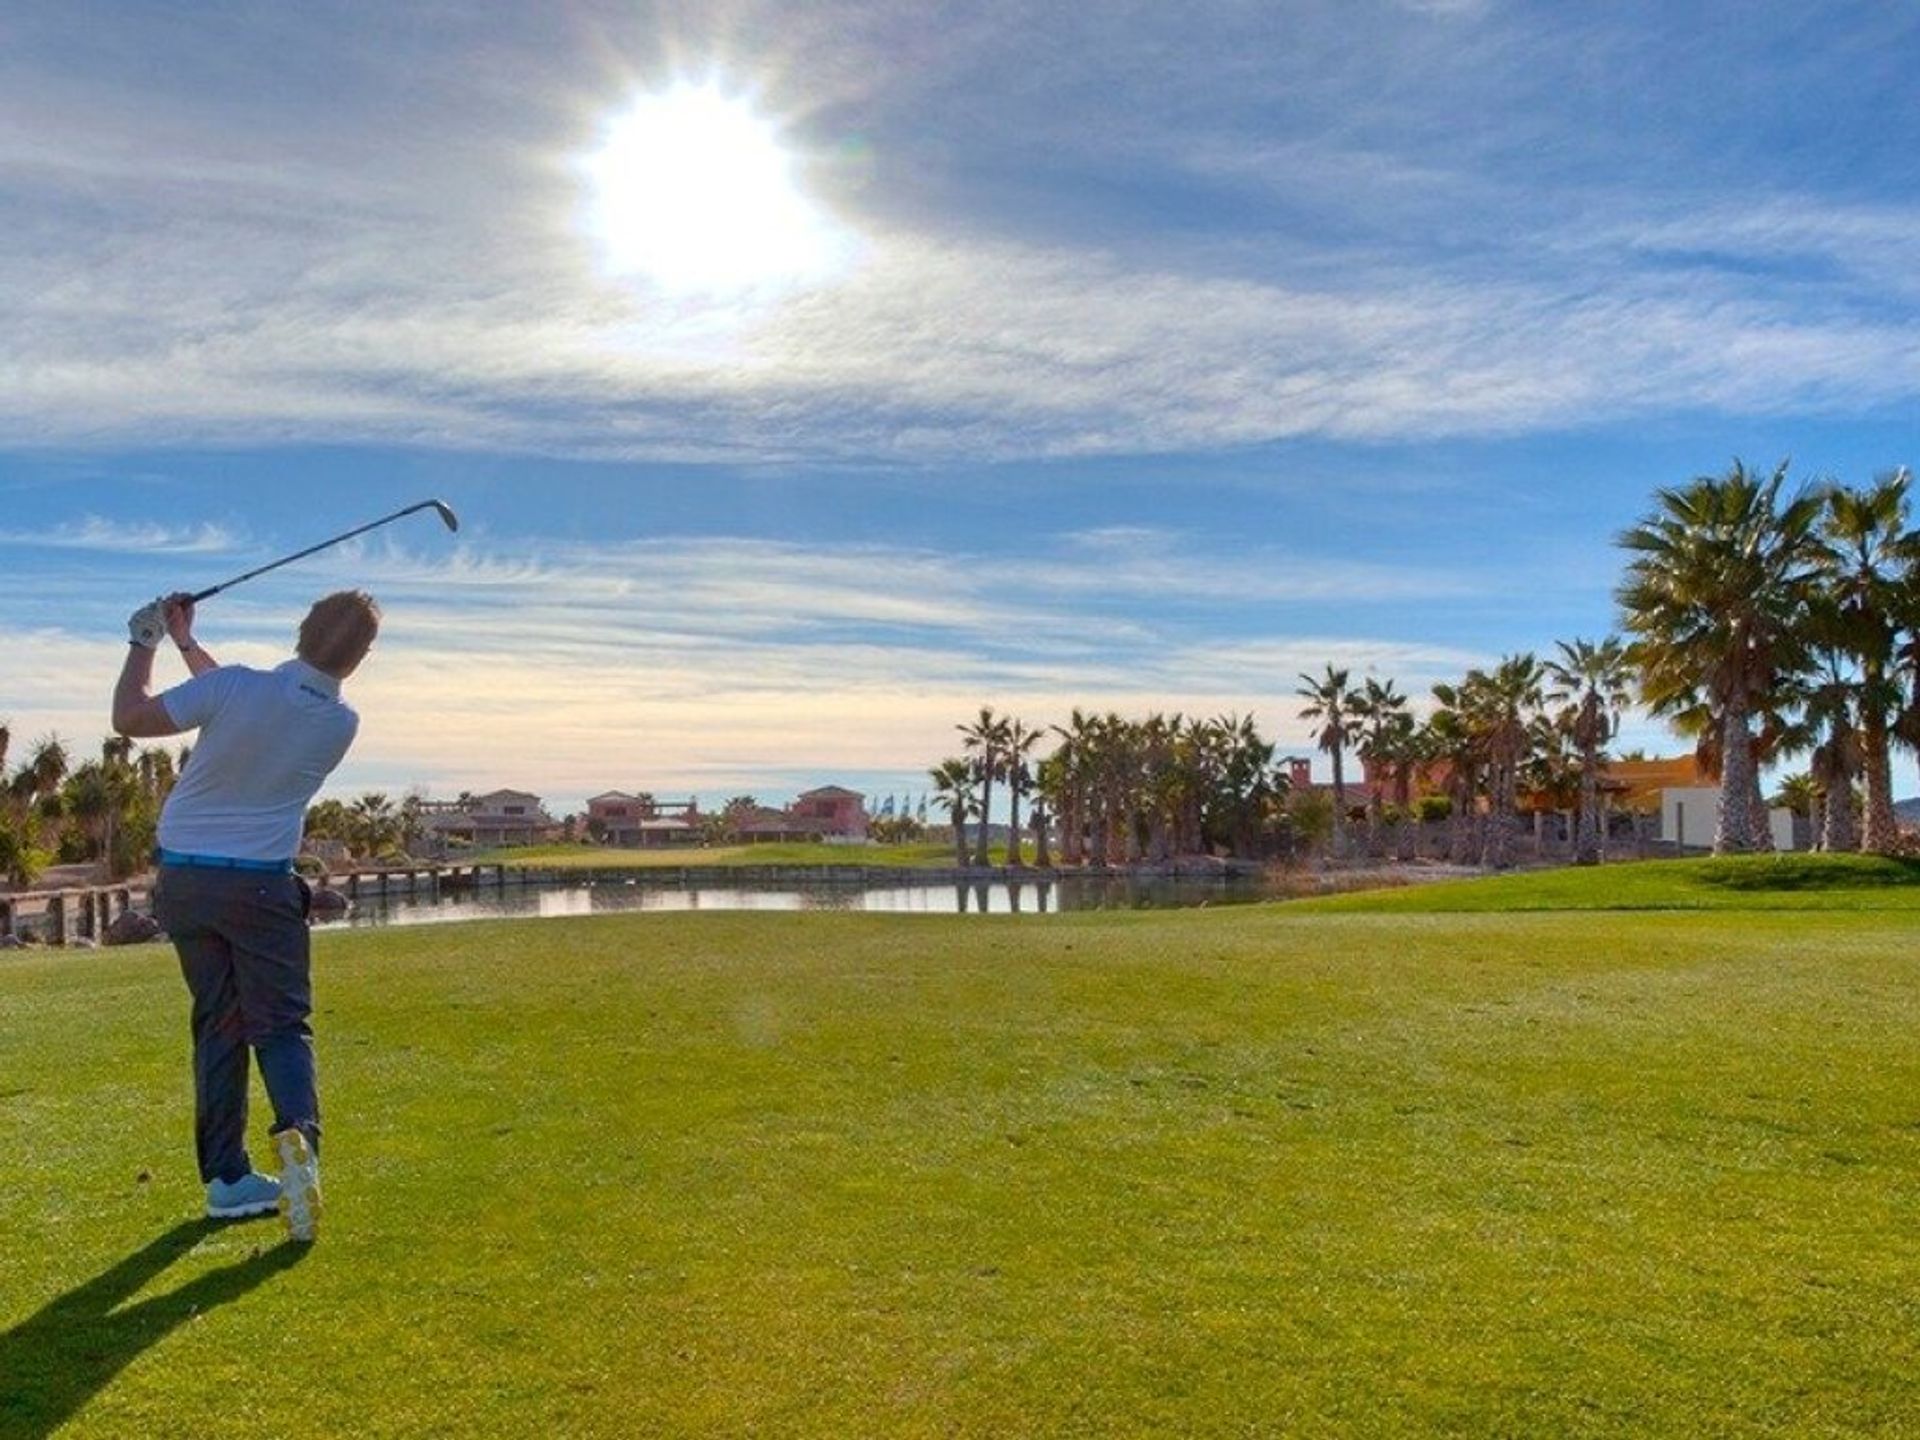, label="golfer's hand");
[127,599,166,650]
[162,593,197,649]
